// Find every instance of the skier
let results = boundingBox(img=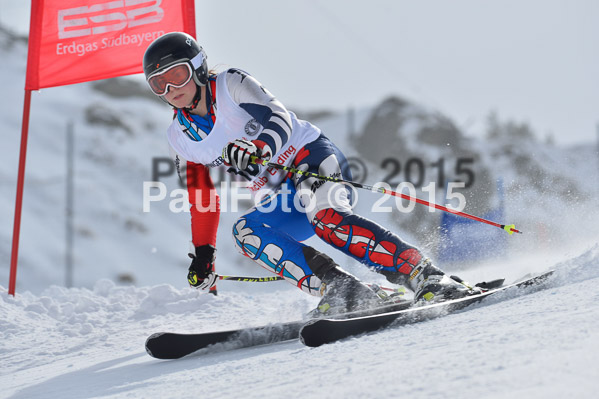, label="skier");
[142,32,480,315]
